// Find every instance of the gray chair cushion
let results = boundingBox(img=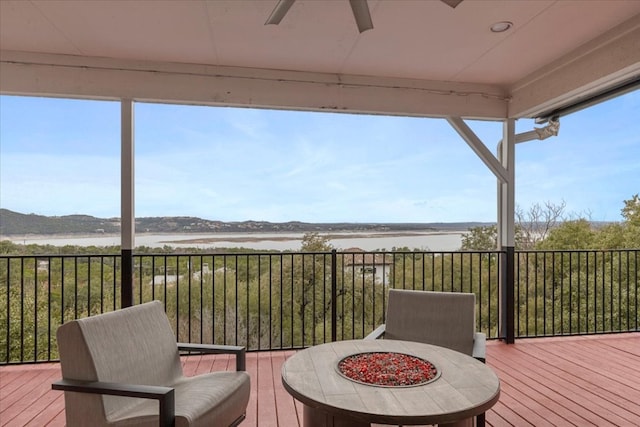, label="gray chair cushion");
[108,372,251,427]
